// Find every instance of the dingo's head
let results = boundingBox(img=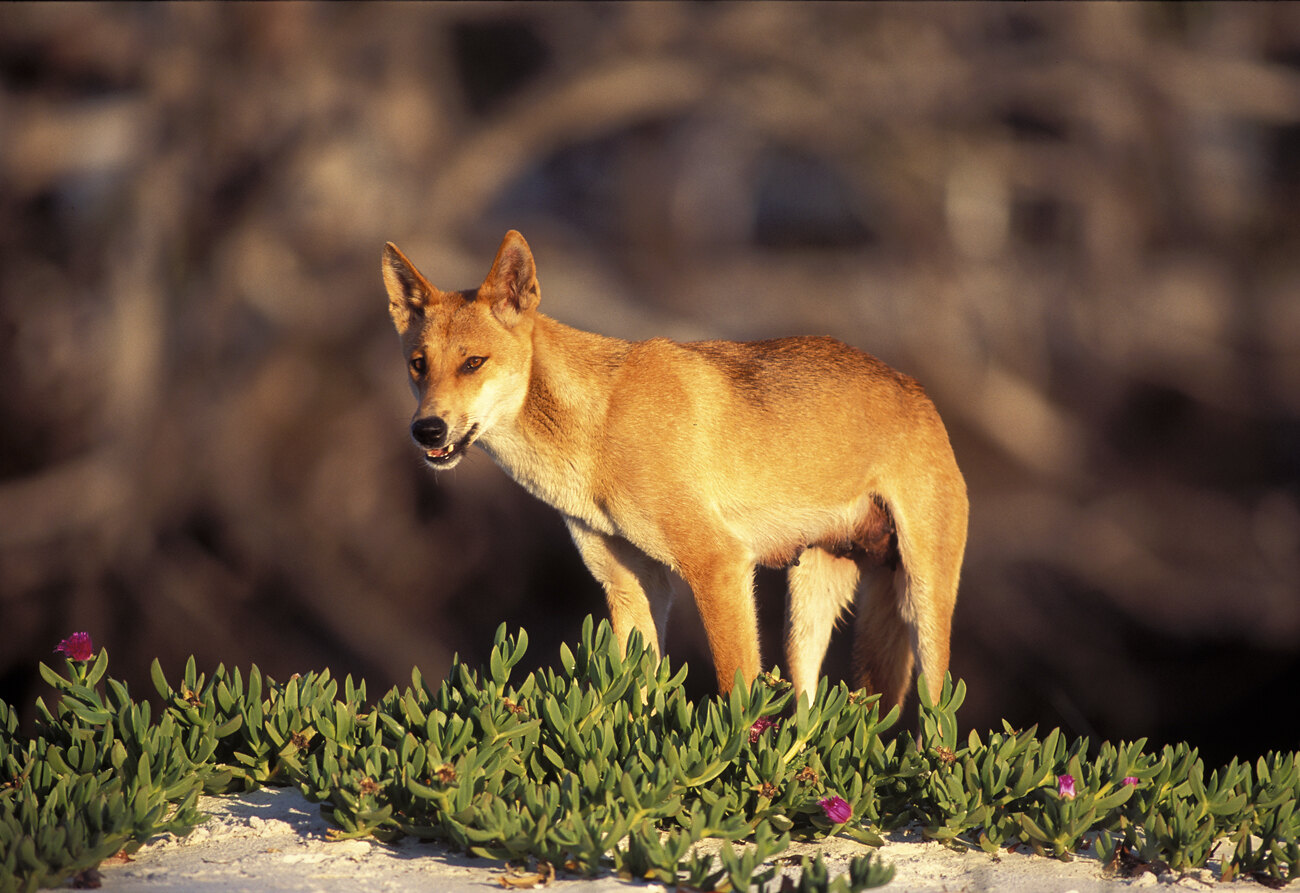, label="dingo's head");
[383,230,539,470]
